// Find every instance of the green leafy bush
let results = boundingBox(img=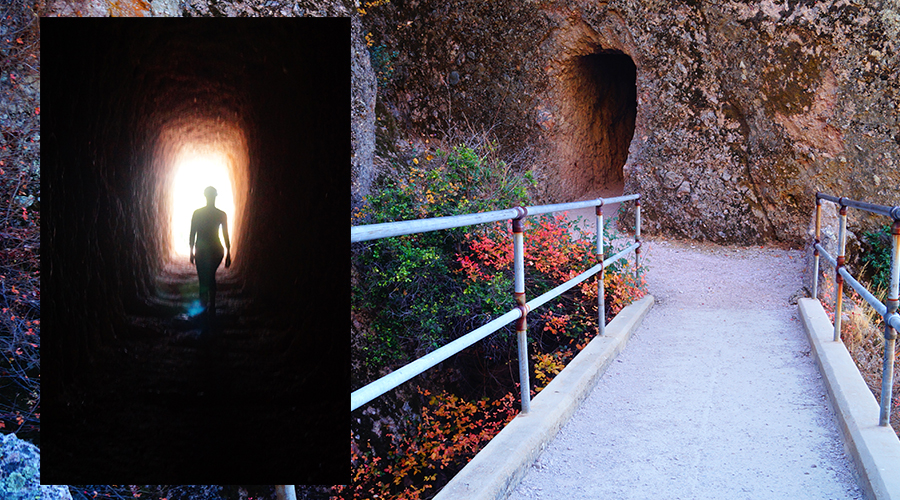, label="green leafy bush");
[368,43,399,89]
[861,223,893,292]
[352,141,533,370]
